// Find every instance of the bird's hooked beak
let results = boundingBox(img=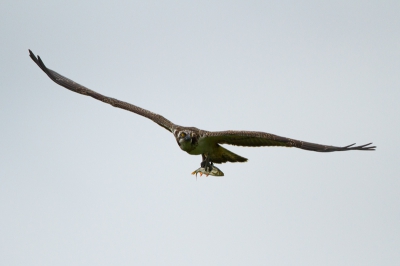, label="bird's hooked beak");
[184,134,192,142]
